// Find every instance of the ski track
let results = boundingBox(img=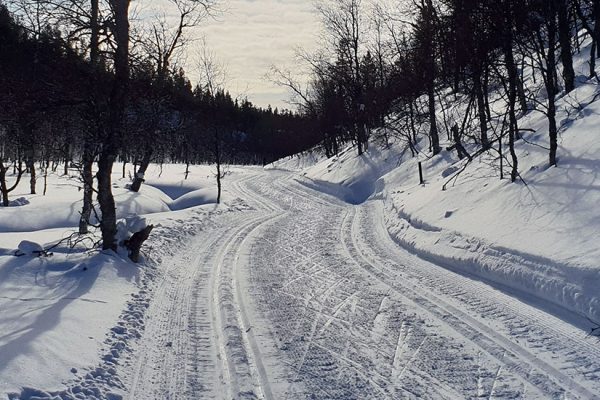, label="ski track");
[13,169,600,399]
[126,209,283,399]
[243,170,600,400]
